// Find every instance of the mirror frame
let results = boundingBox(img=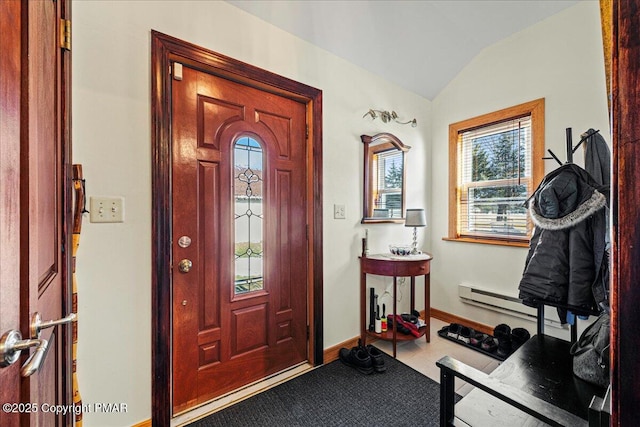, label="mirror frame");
[361,132,411,224]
